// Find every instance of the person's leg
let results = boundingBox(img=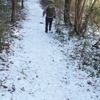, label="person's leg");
[49,18,53,31]
[45,17,49,33]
